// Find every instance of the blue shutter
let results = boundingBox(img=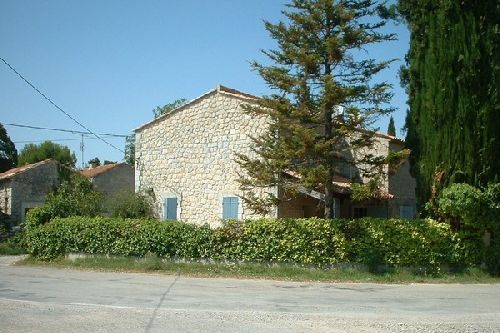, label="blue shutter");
[223,197,239,219]
[164,197,177,220]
